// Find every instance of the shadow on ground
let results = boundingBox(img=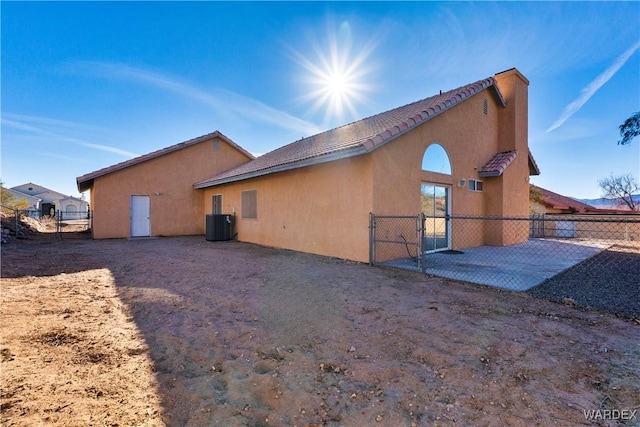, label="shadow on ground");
[2,236,639,426]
